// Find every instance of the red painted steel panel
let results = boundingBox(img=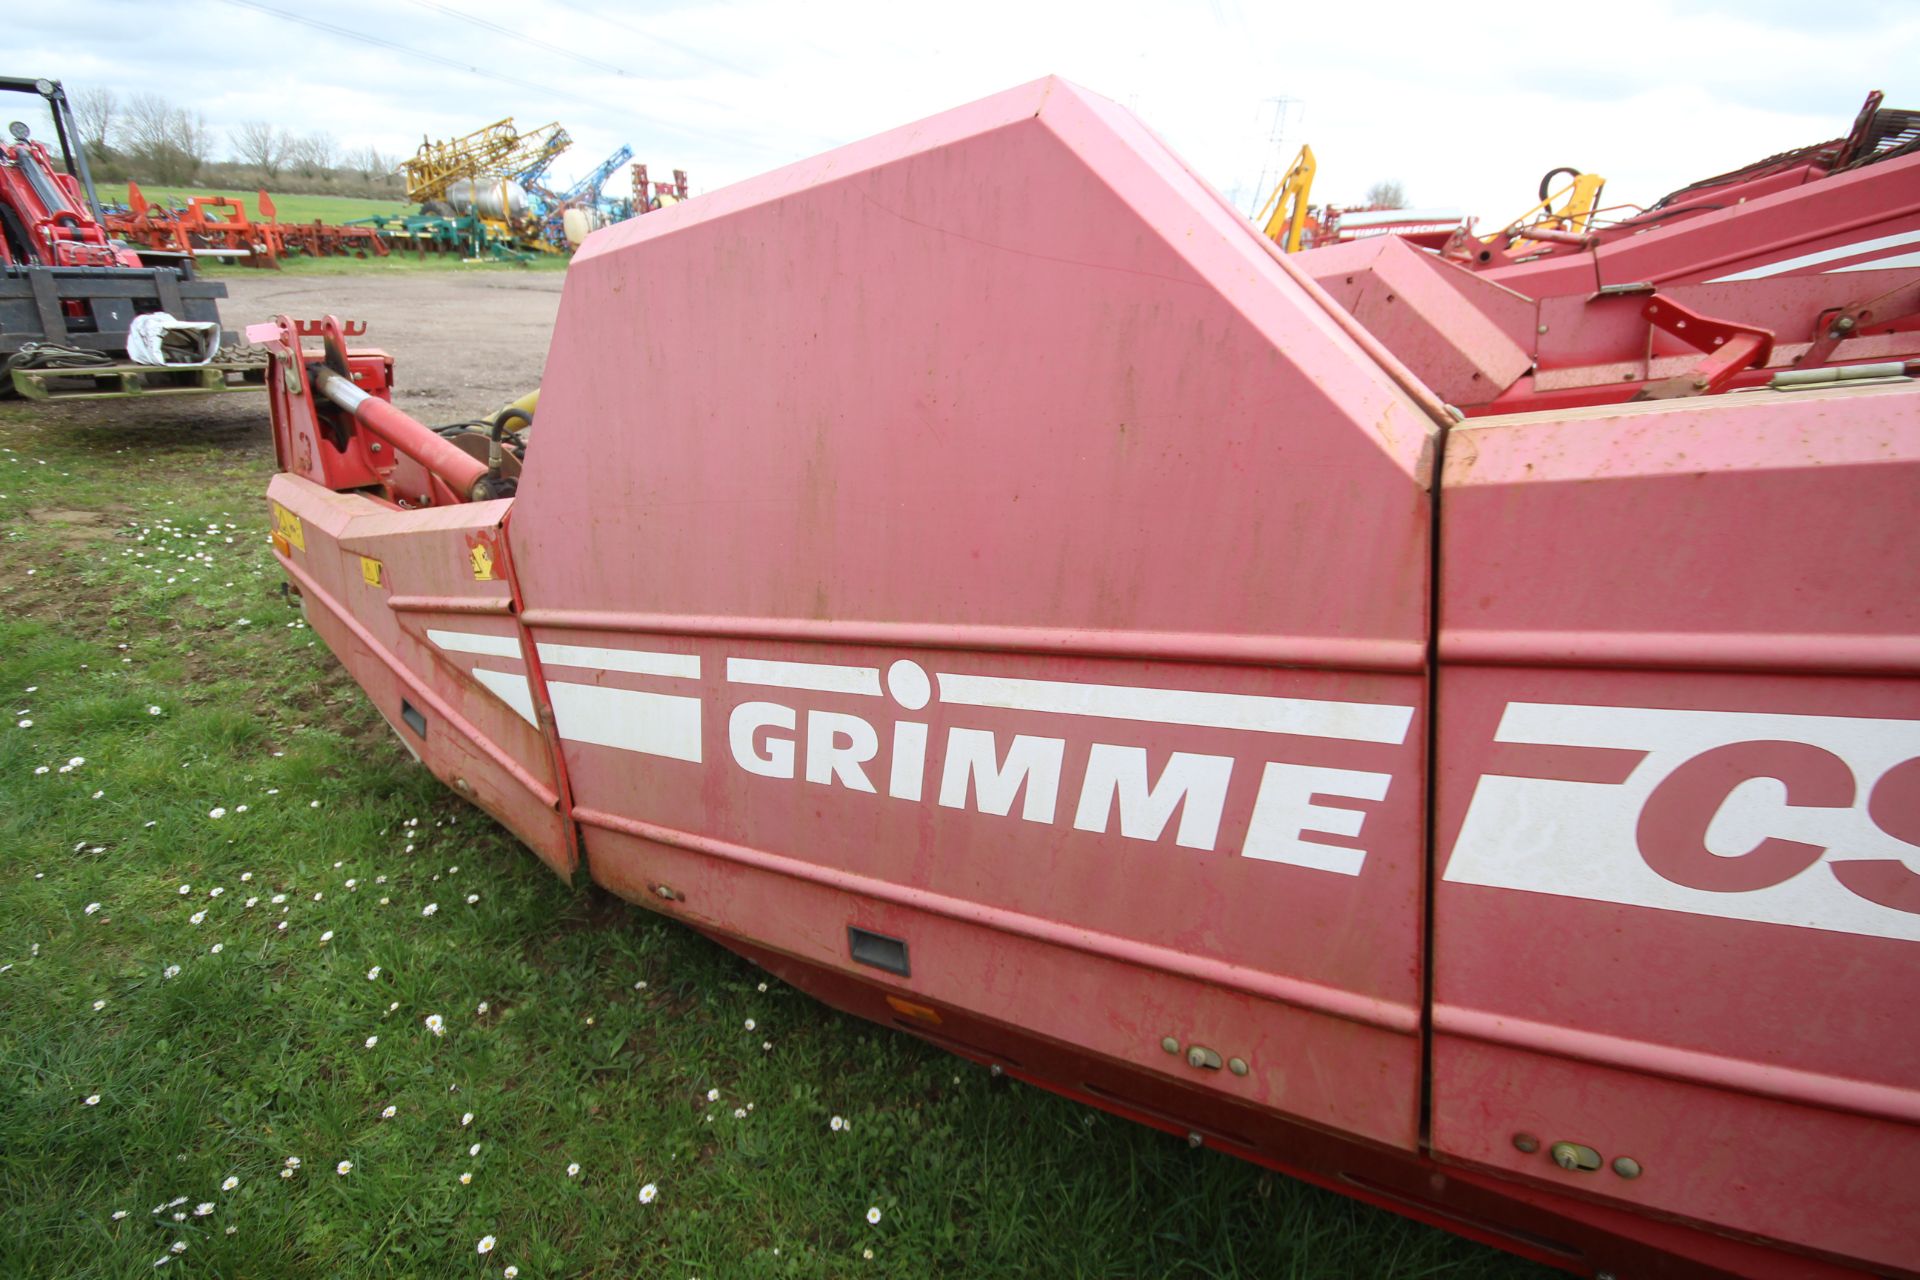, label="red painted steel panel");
[266,474,573,876]
[504,77,1440,1149]
[1434,382,1920,1271]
